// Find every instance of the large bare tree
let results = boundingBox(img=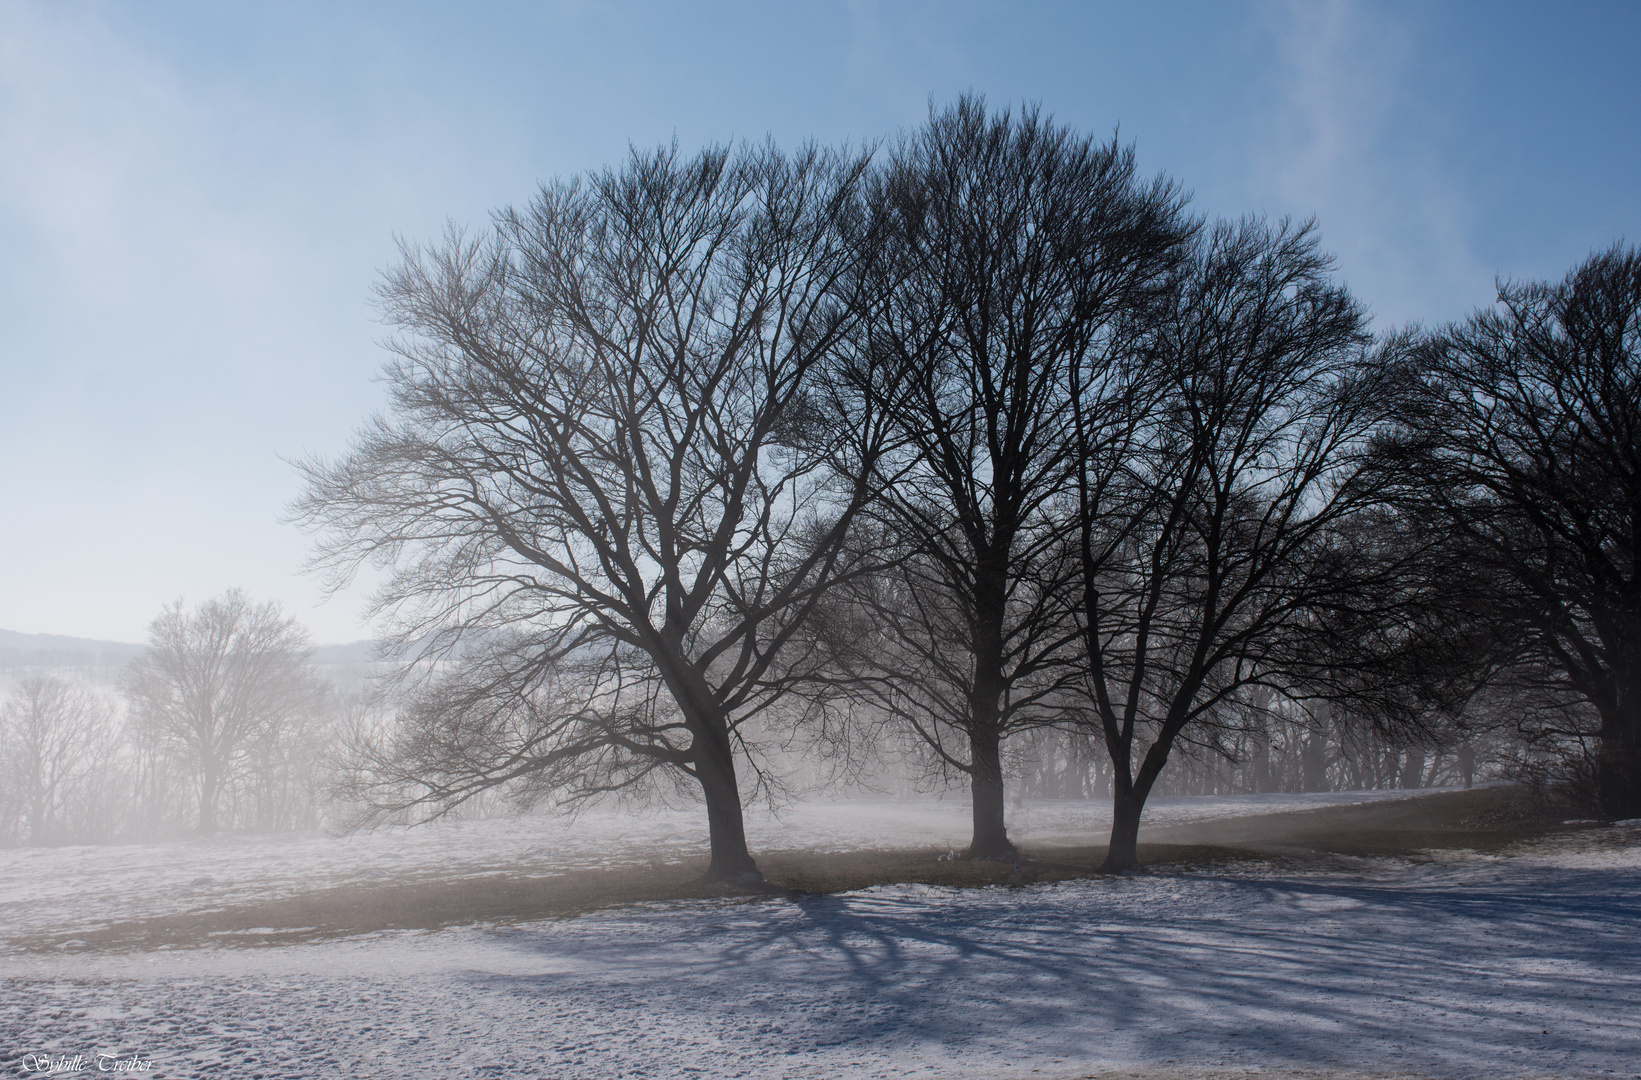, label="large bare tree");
[1073,219,1410,870]
[121,590,325,835]
[830,97,1191,859]
[295,142,889,881]
[1397,245,1641,817]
